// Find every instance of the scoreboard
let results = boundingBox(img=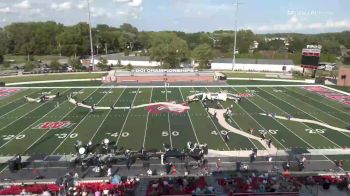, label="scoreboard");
[301,48,321,69]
